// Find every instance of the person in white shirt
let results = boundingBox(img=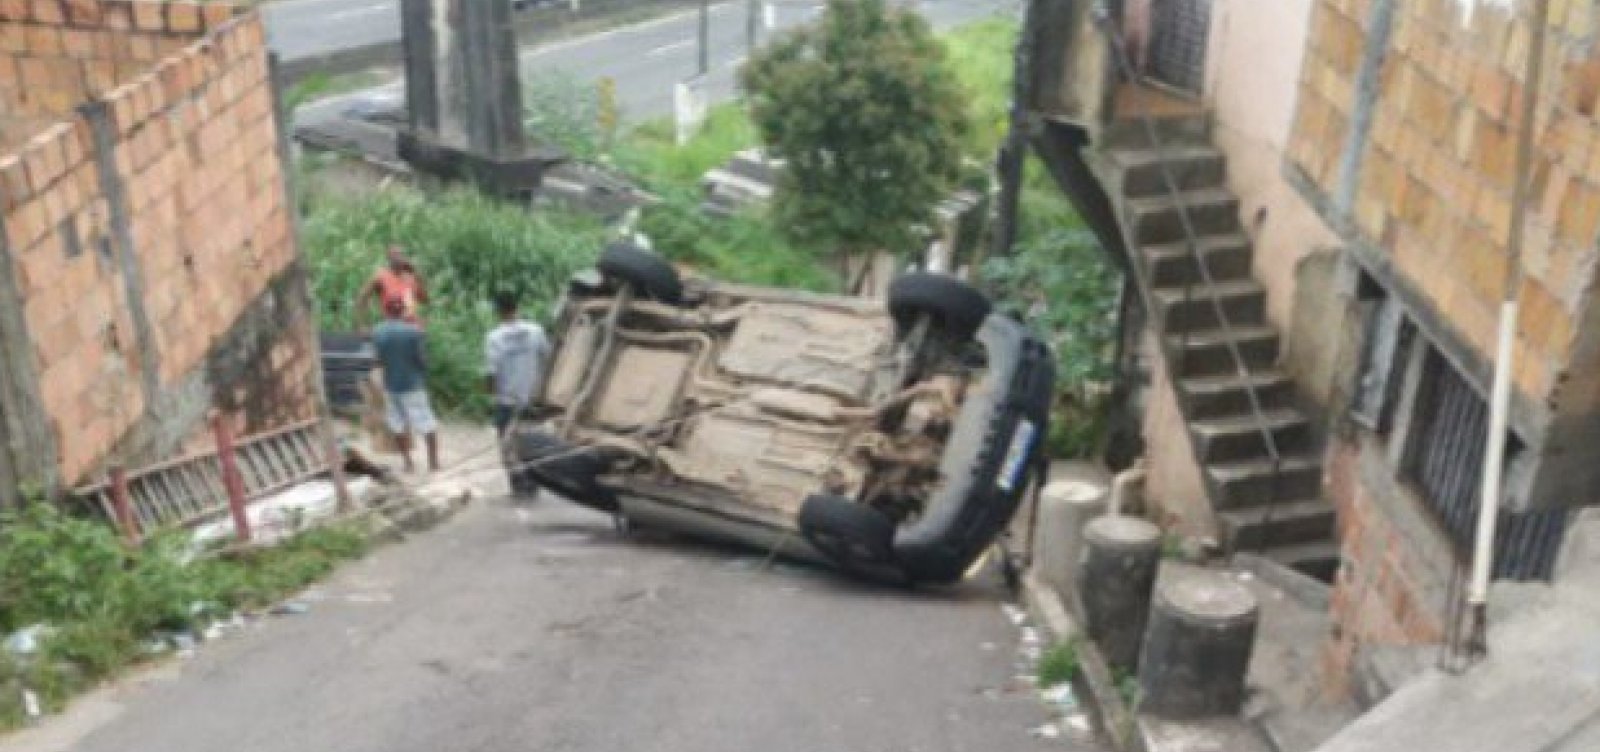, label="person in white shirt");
[484,291,551,437]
